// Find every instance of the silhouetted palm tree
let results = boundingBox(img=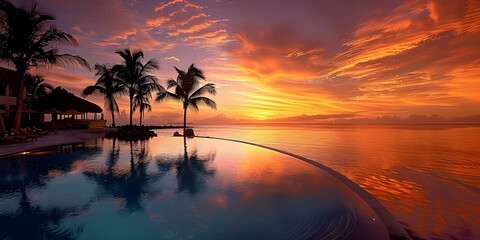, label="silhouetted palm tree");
[24,74,53,106]
[0,1,89,128]
[134,96,151,126]
[82,64,125,127]
[133,80,154,126]
[113,48,160,126]
[156,64,216,136]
